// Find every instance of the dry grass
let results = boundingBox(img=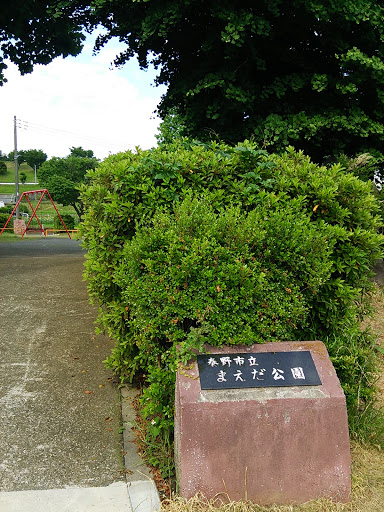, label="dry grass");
[161,443,384,512]
[161,285,384,512]
[364,284,384,410]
